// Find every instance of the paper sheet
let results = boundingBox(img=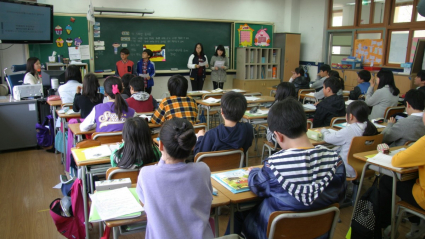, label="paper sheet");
[198,62,207,67]
[345,100,355,106]
[214,61,225,67]
[83,145,112,159]
[306,92,315,96]
[303,104,316,110]
[68,47,81,60]
[245,96,260,101]
[79,45,90,60]
[188,90,210,94]
[138,74,149,78]
[203,97,221,103]
[367,148,411,171]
